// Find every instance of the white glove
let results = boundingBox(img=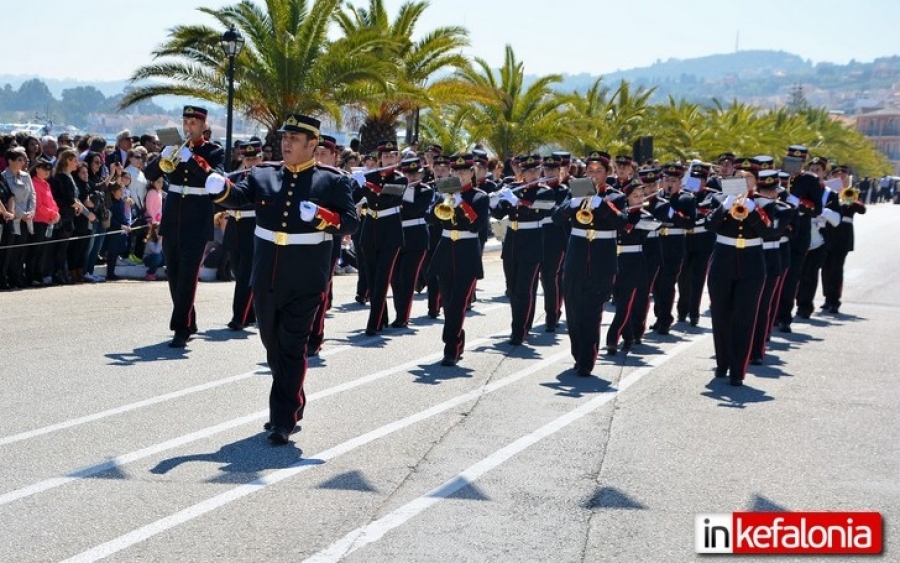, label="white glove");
[590,195,603,209]
[452,193,463,206]
[744,199,756,213]
[568,196,585,208]
[723,194,735,210]
[786,194,800,206]
[489,193,501,209]
[500,188,519,206]
[178,145,193,162]
[205,172,226,195]
[299,201,318,222]
[821,208,841,227]
[161,146,175,159]
[402,186,416,203]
